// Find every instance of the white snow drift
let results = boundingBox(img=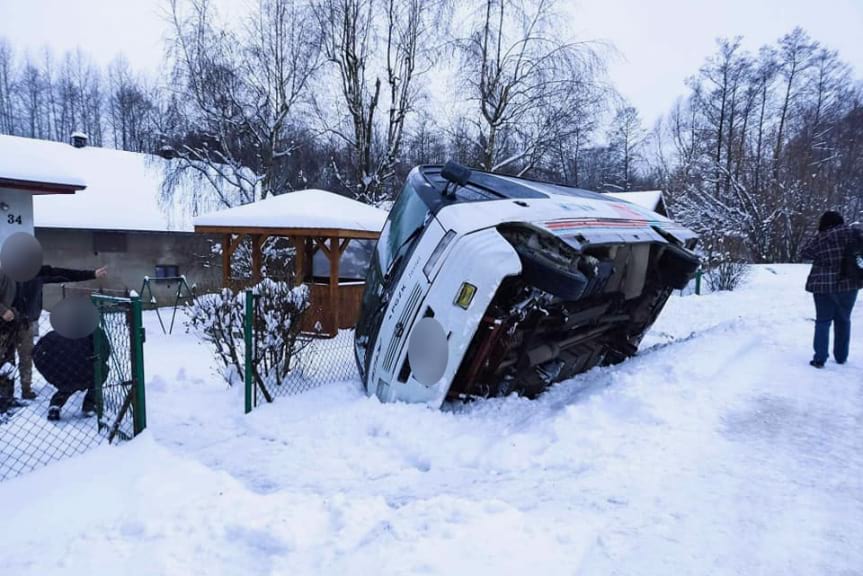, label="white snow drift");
[0,265,861,575]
